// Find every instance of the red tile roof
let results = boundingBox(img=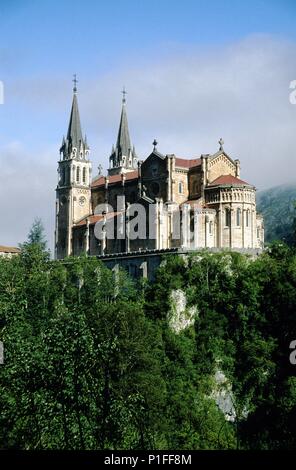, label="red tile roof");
[175,157,201,169]
[92,160,201,187]
[74,212,120,227]
[0,245,20,253]
[91,170,138,188]
[209,175,252,186]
